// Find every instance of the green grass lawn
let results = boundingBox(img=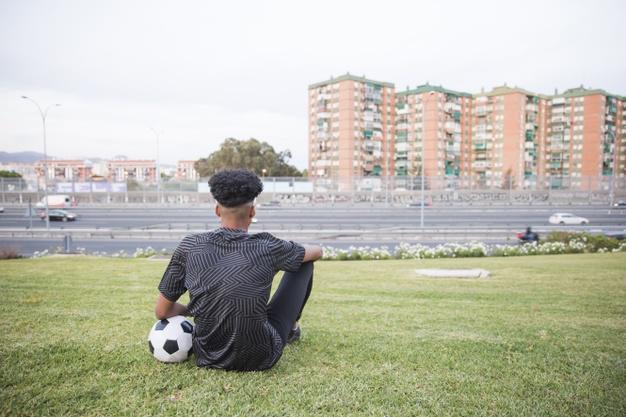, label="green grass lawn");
[1,254,625,417]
